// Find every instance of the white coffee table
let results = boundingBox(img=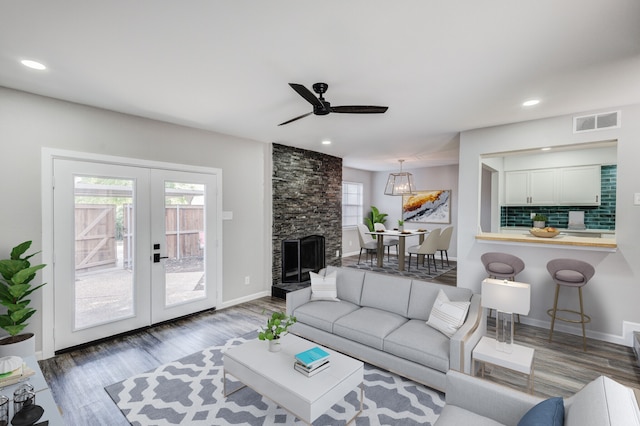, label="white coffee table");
[472,336,535,393]
[223,333,364,425]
